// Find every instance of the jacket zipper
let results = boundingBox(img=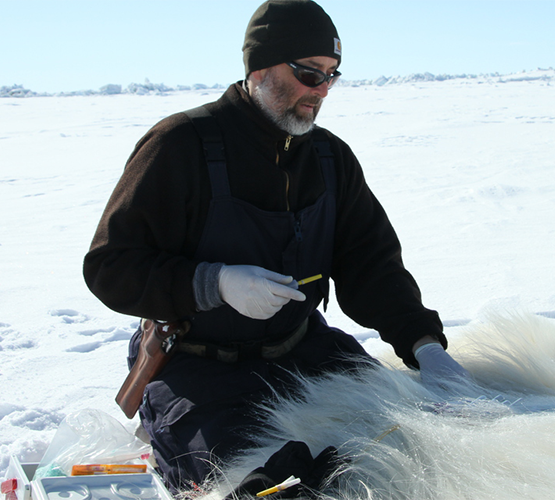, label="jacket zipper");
[278,136,302,242]
[284,135,293,151]
[276,136,302,239]
[277,136,294,211]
